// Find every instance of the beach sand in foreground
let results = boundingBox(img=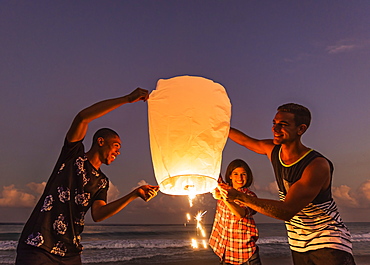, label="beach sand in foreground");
[94,254,369,265]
